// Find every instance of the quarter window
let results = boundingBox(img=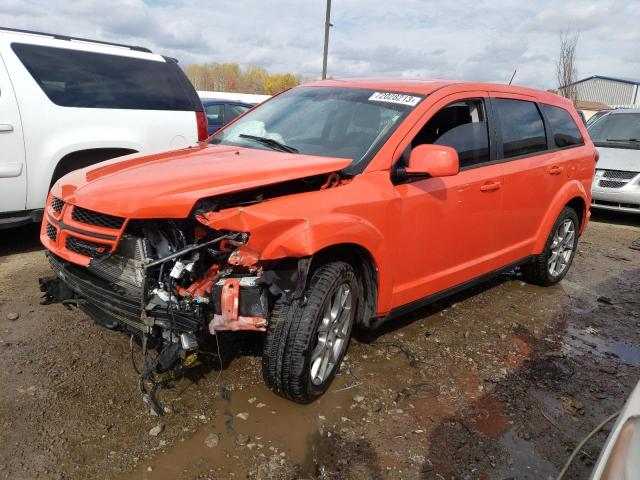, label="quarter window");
[493,99,547,158]
[541,104,584,148]
[412,99,490,168]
